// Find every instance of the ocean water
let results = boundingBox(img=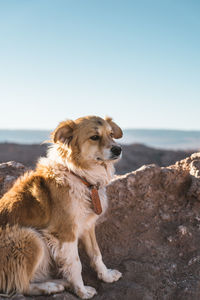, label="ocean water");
[0,130,51,145]
[0,129,200,150]
[122,129,200,150]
